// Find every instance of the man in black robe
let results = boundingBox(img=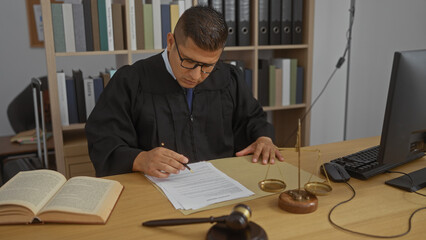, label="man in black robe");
[85,6,284,178]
